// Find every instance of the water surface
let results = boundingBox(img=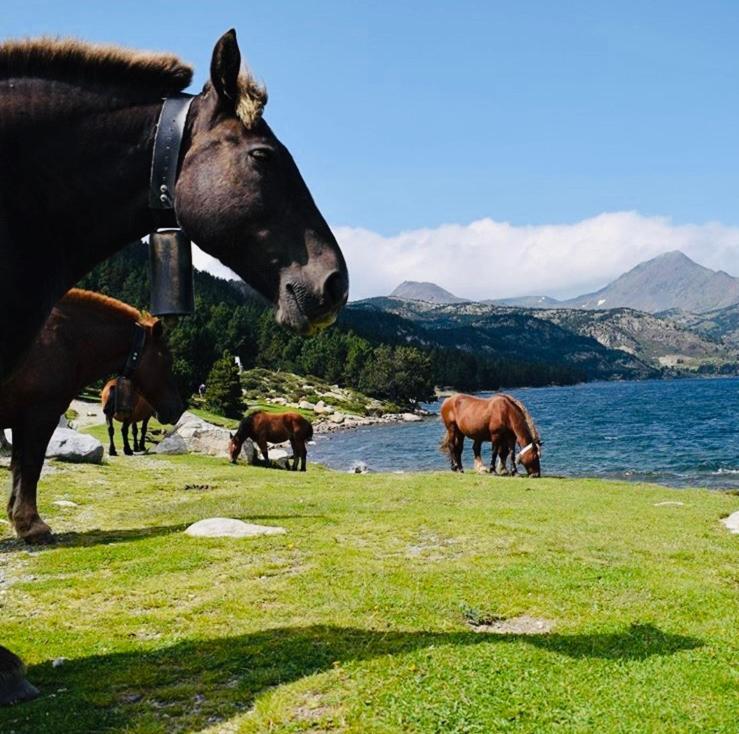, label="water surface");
[311,377,739,489]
